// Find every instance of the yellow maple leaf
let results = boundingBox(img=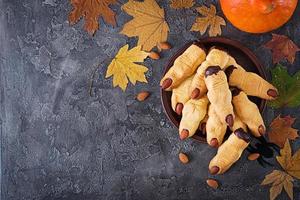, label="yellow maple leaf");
[277,140,300,179]
[105,45,149,91]
[276,140,292,170]
[170,0,195,9]
[190,4,226,37]
[261,170,294,200]
[120,0,170,51]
